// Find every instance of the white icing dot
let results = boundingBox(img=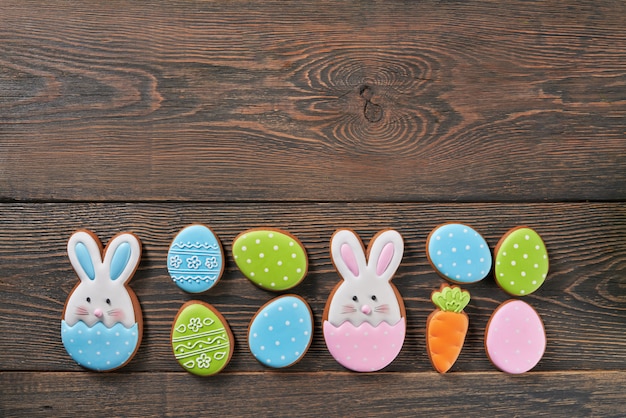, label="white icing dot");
[260,346,265,350]
[274,245,279,250]
[534,264,539,269]
[268,326,273,331]
[437,263,443,268]
[511,260,516,266]
[515,329,520,334]
[291,337,296,342]
[296,268,302,273]
[250,272,255,277]
[263,312,268,317]
[289,241,294,247]
[528,340,532,344]
[283,276,289,281]
[514,243,519,249]
[281,355,286,360]
[253,333,258,338]
[525,235,530,240]
[285,320,290,326]
[259,253,265,258]
[291,253,297,258]
[505,317,510,322]
[465,245,471,250]
[295,351,300,356]
[304,331,309,336]
[449,233,454,238]
[543,254,547,259]
[523,254,529,259]
[535,245,540,250]
[503,252,507,256]
[106,341,110,345]
[500,273,504,277]
[452,247,457,253]
[69,339,74,343]
[532,280,537,285]
[293,303,298,308]
[345,333,350,337]
[78,330,82,334]
[436,235,441,240]
[246,259,252,264]
[467,259,472,264]
[354,345,359,349]
[510,281,515,285]
[278,306,283,311]
[456,275,461,279]
[87,340,92,345]
[275,341,280,346]
[277,261,283,266]
[521,271,526,277]
[96,331,101,335]
[96,351,101,355]
[452,262,457,267]
[542,273,547,278]
[270,282,276,287]
[468,273,472,277]
[256,239,261,244]
[78,350,83,354]
[520,290,526,294]
[481,270,485,275]
[115,351,119,355]
[267,359,271,363]
[479,258,485,263]
[269,233,274,238]
[463,228,468,233]
[480,244,485,248]
[125,341,129,345]
[264,267,269,273]
[242,246,247,251]
[436,250,442,255]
